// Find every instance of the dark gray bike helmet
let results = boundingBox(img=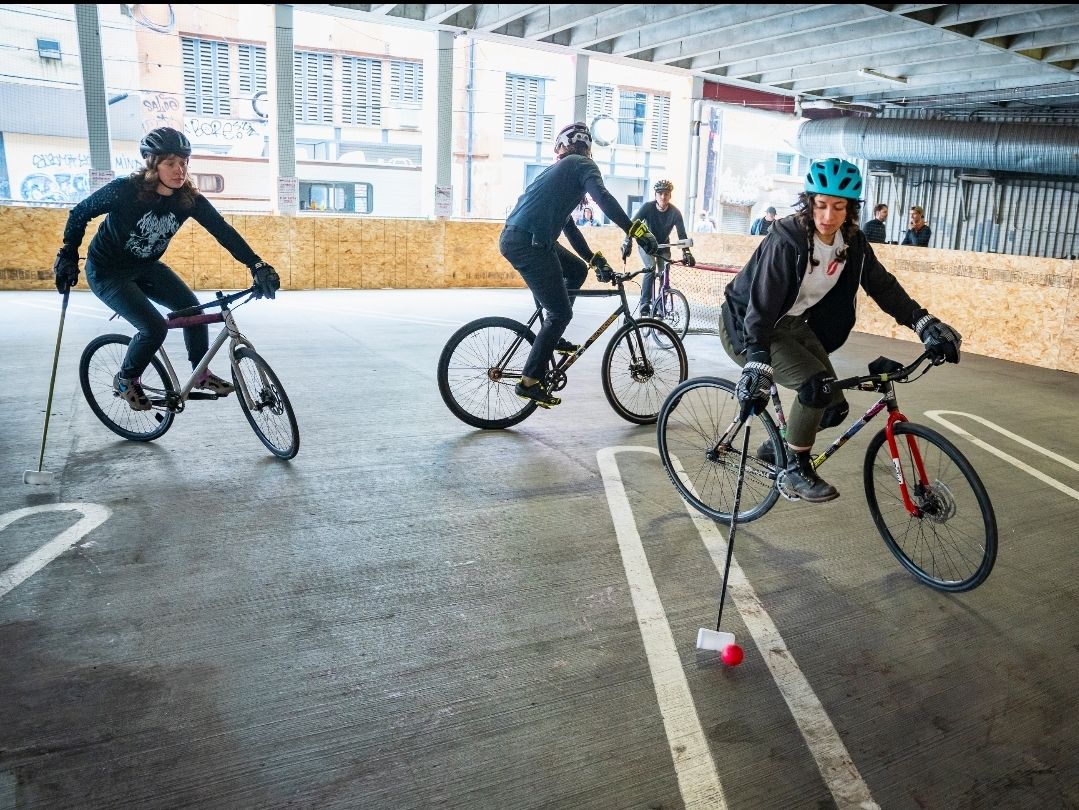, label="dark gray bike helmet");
[554,122,592,156]
[140,127,192,159]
